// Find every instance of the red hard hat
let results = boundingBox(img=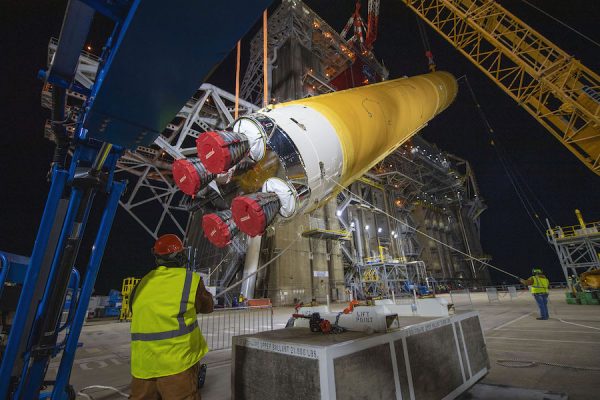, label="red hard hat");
[153,234,184,256]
